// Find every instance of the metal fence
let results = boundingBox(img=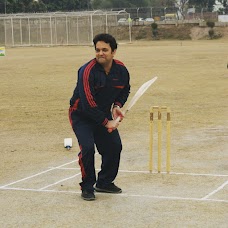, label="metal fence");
[112,7,218,21]
[0,7,222,47]
[0,10,131,47]
[112,7,175,19]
